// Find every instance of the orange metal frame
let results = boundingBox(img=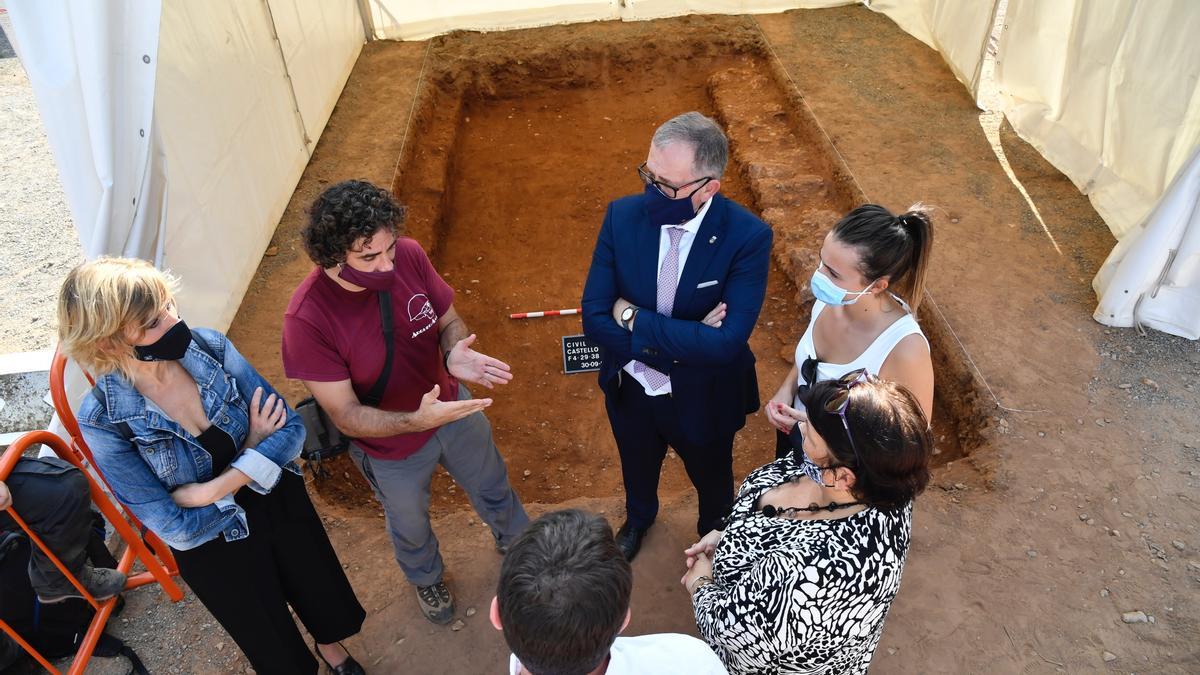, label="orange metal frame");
[0,352,184,674]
